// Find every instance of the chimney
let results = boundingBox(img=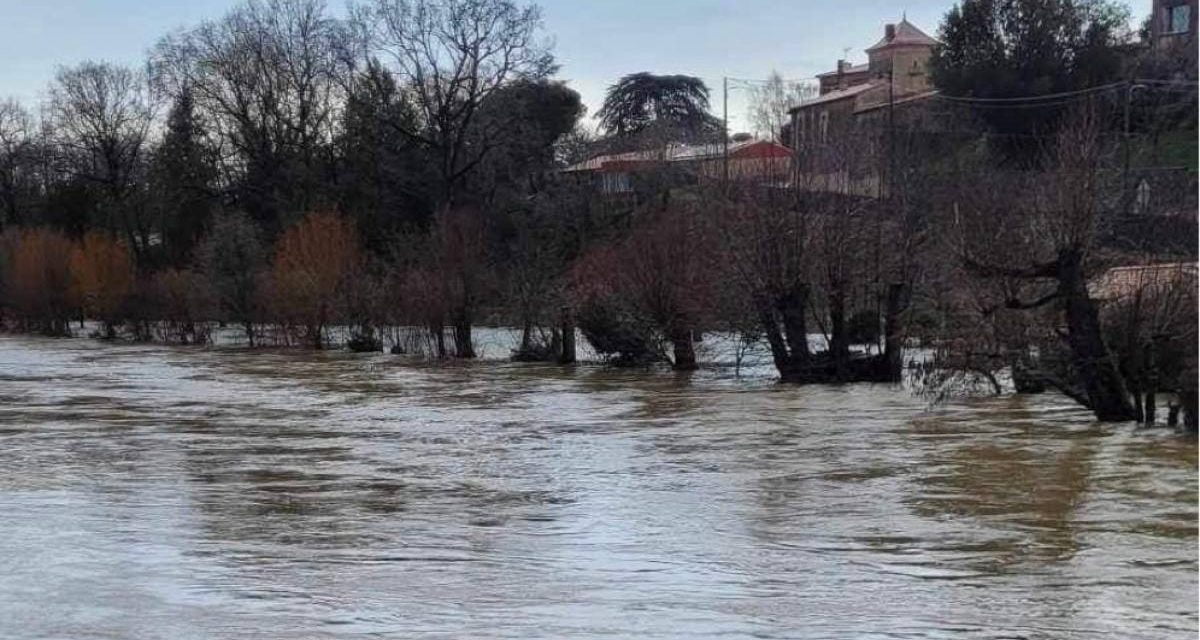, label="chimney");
[885,23,896,41]
[836,59,851,88]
